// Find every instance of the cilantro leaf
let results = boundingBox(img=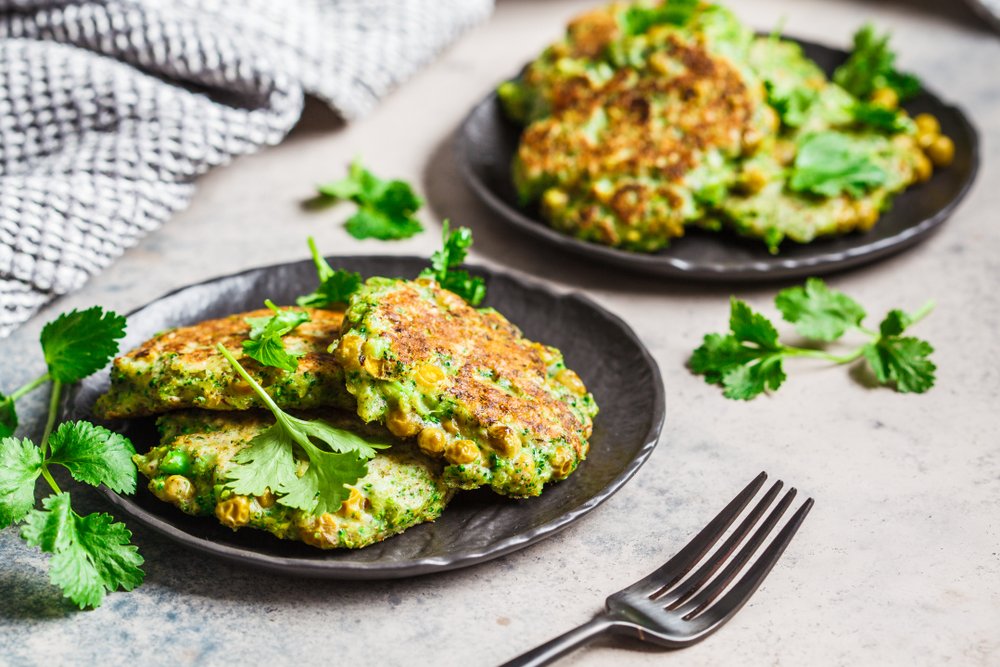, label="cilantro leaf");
[0,391,16,437]
[775,278,866,341]
[420,221,487,306]
[40,307,127,383]
[217,345,389,515]
[344,208,423,241]
[47,421,137,494]
[729,298,781,351]
[20,493,144,609]
[620,0,698,36]
[0,437,43,528]
[242,300,310,372]
[689,300,786,400]
[833,24,921,101]
[863,336,935,393]
[276,447,369,515]
[224,425,299,498]
[861,308,935,393]
[851,102,915,134]
[767,84,818,128]
[789,131,888,198]
[296,237,362,308]
[318,160,424,240]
